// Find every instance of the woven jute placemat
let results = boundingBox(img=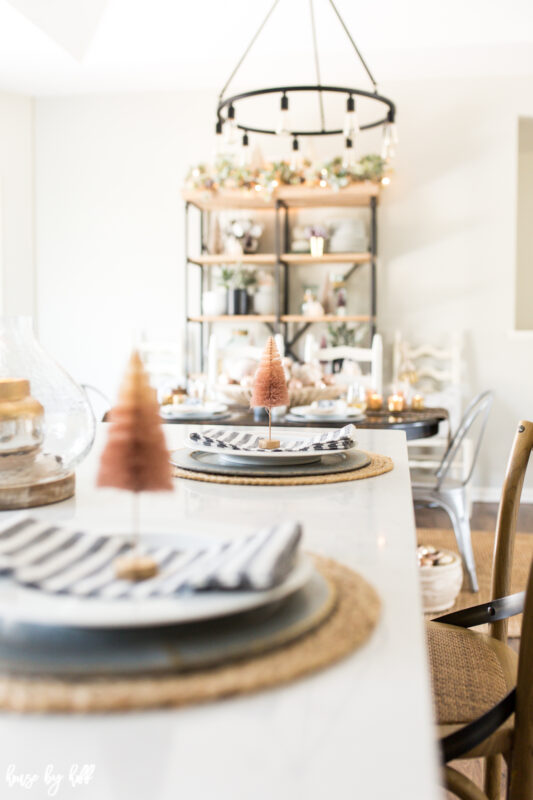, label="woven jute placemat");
[171,451,393,486]
[0,556,381,714]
